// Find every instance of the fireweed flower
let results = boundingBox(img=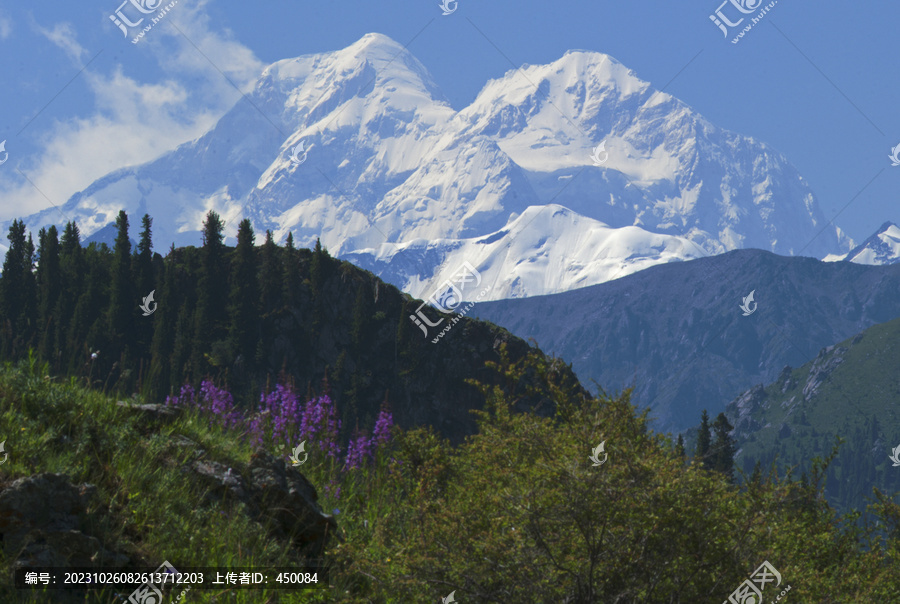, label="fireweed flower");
[299,395,341,458]
[253,384,302,447]
[373,407,394,447]
[167,381,241,429]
